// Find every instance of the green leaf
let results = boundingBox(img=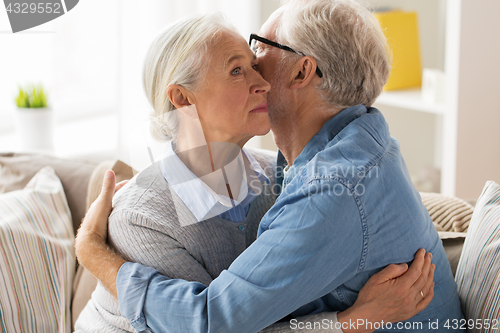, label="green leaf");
[15,83,48,108]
